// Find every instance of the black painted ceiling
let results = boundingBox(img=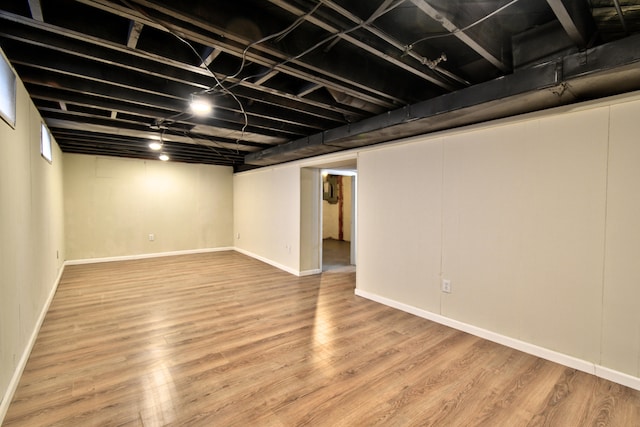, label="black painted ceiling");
[1,0,640,170]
